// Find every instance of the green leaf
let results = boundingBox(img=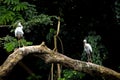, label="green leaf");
[4,0,19,5]
[60,69,85,80]
[0,10,15,24]
[25,14,55,27]
[13,2,29,11]
[3,35,33,52]
[4,42,16,52]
